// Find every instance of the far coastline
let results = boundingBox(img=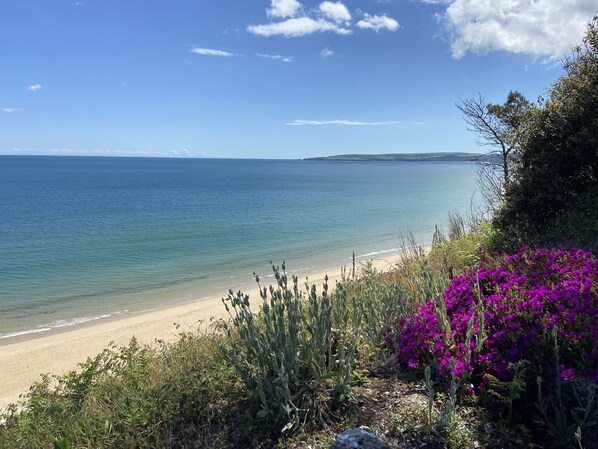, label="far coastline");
[304,151,487,162]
